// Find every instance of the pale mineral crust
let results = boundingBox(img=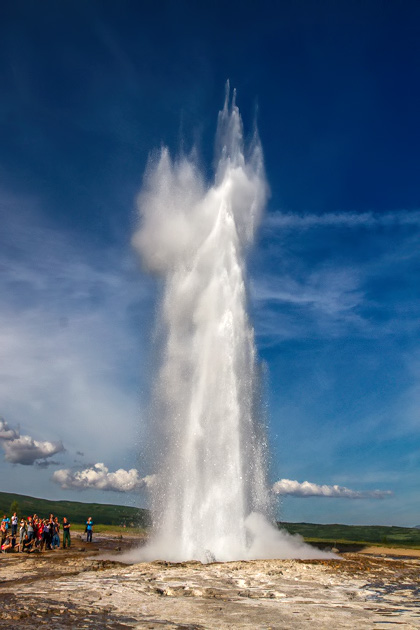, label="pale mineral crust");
[0,533,419,629]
